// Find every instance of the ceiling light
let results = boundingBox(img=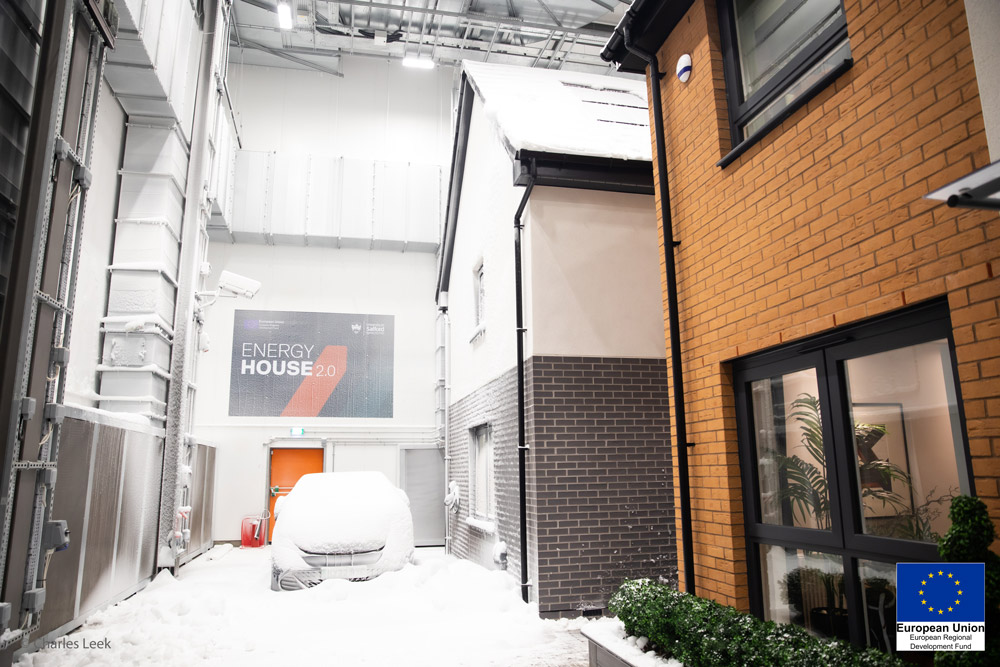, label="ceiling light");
[277,2,293,30]
[402,57,435,70]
